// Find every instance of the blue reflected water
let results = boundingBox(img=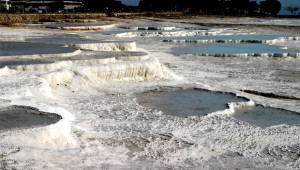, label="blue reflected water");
[164,35,287,41]
[172,43,298,54]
